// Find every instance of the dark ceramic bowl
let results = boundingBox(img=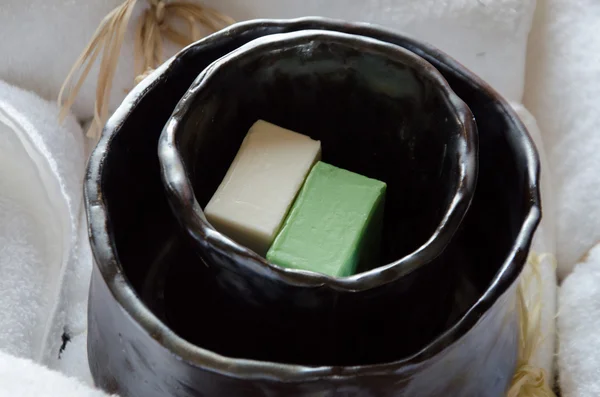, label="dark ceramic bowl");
[156,30,478,366]
[158,29,477,295]
[85,18,540,397]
